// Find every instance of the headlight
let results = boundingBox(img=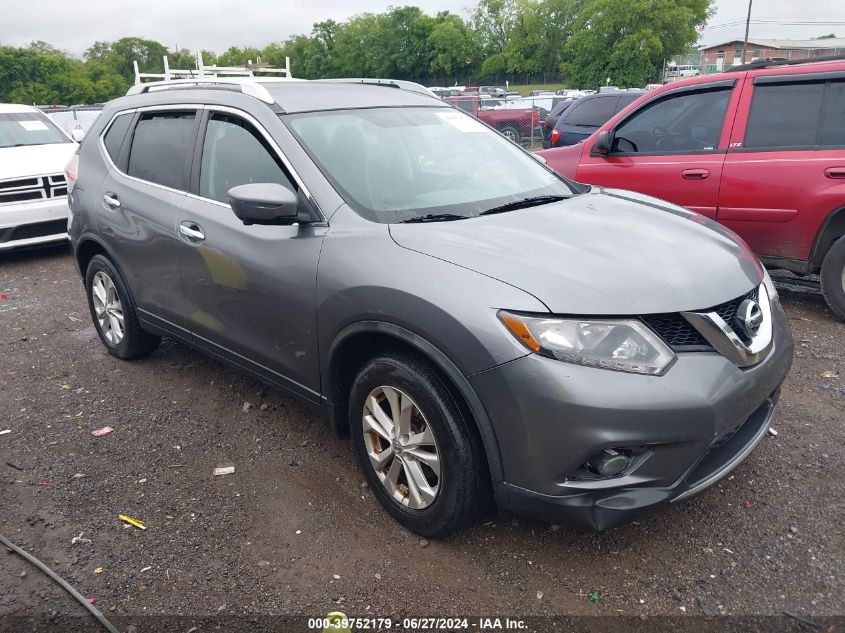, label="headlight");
[498,311,676,376]
[762,267,779,302]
